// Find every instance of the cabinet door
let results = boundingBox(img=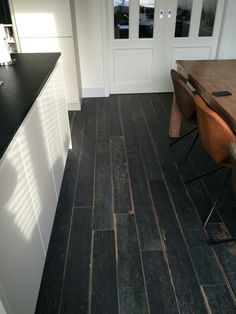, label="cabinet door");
[52,63,71,164]
[0,139,45,314]
[38,74,65,199]
[18,103,57,252]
